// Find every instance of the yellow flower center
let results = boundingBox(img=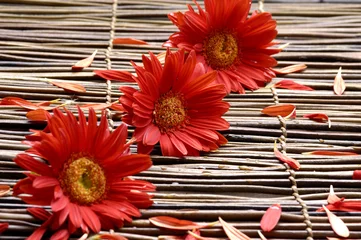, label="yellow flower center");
[203,32,238,69]
[154,91,188,133]
[59,157,107,205]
